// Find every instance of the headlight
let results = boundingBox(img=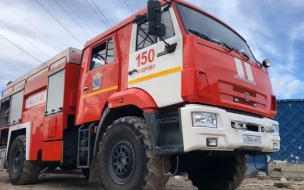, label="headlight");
[192,112,217,128]
[272,124,279,136]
